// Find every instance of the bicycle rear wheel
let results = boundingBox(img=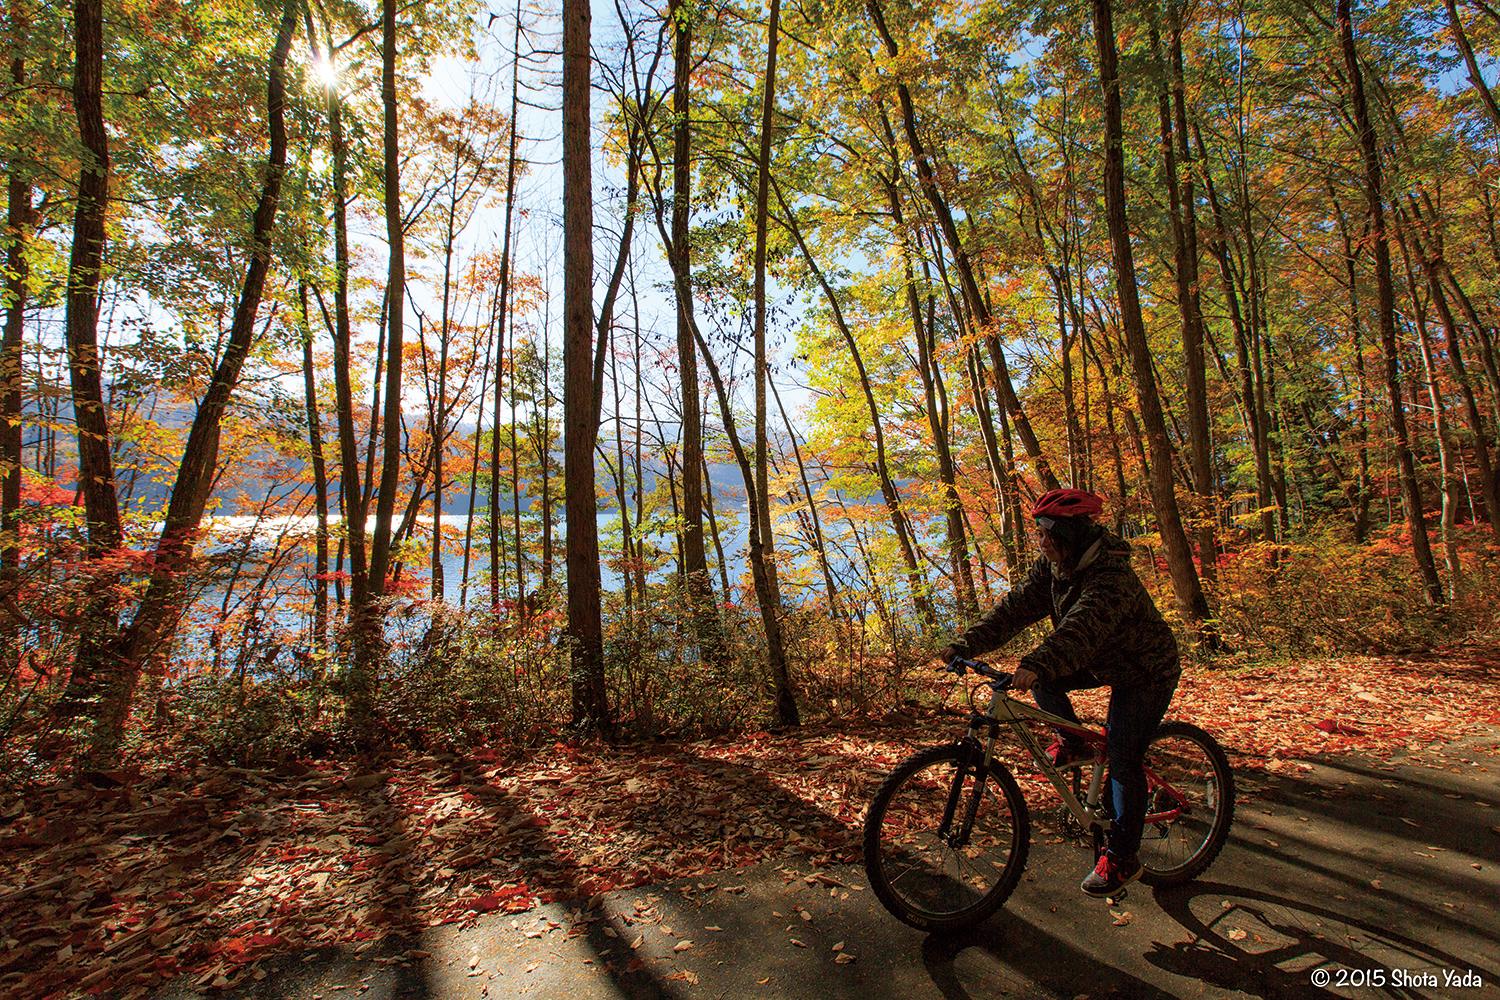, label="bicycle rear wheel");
[1138,721,1234,886]
[863,743,1030,931]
